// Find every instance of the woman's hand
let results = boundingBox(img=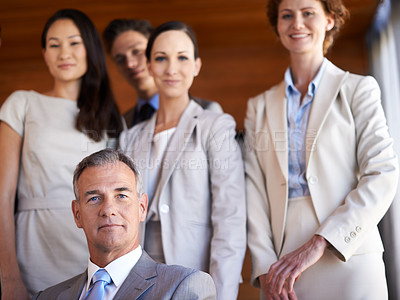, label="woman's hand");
[260,273,298,300]
[265,235,328,295]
